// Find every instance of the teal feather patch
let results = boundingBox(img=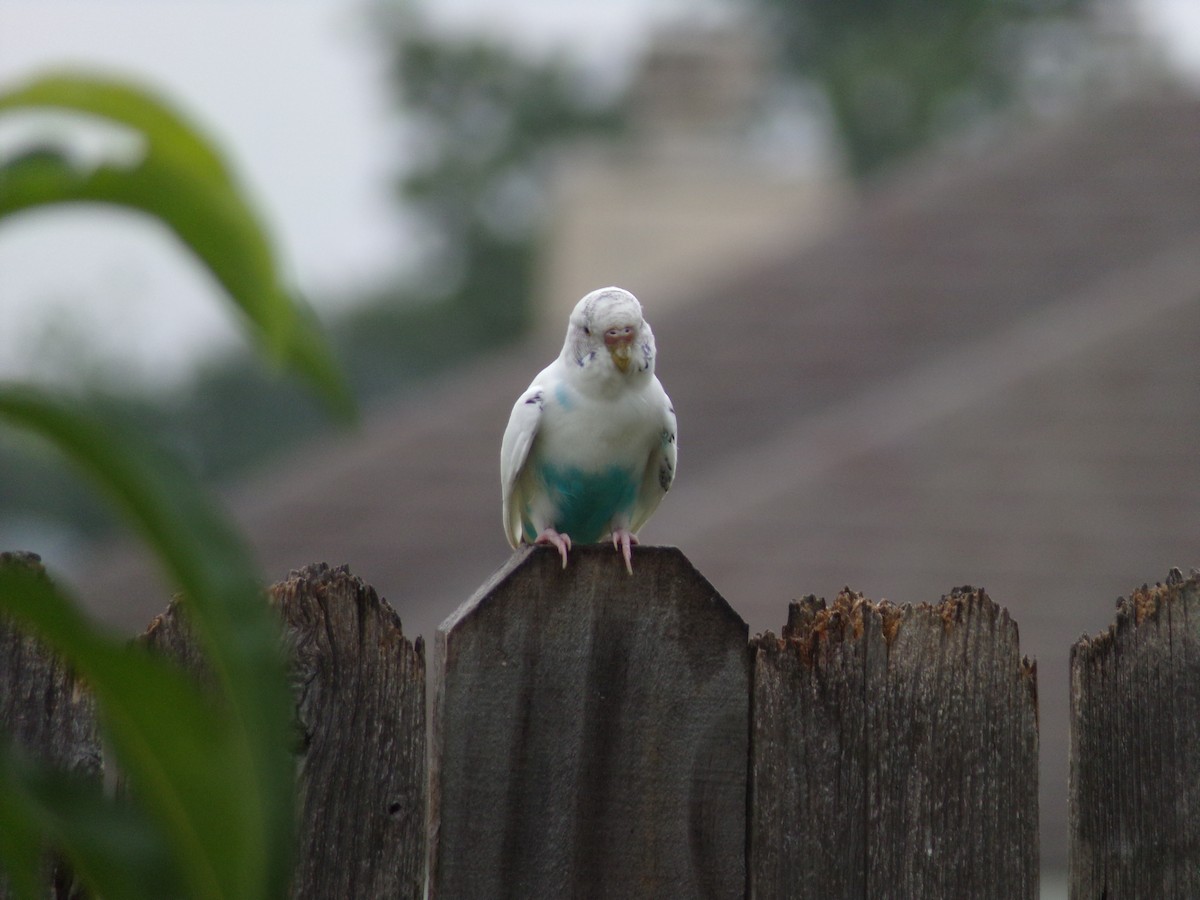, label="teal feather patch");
[526,462,639,543]
[554,381,574,410]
